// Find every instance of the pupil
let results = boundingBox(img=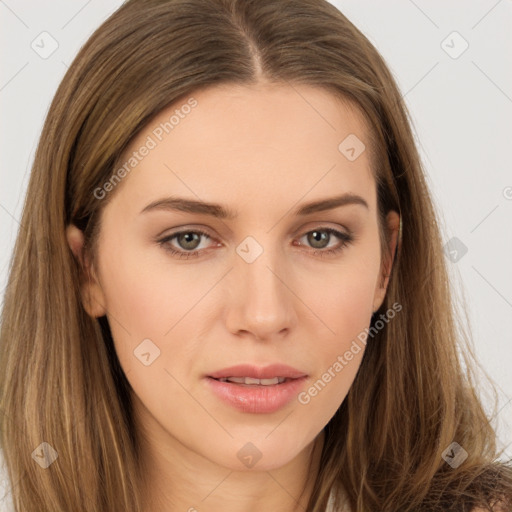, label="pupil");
[180,232,199,249]
[310,230,328,248]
